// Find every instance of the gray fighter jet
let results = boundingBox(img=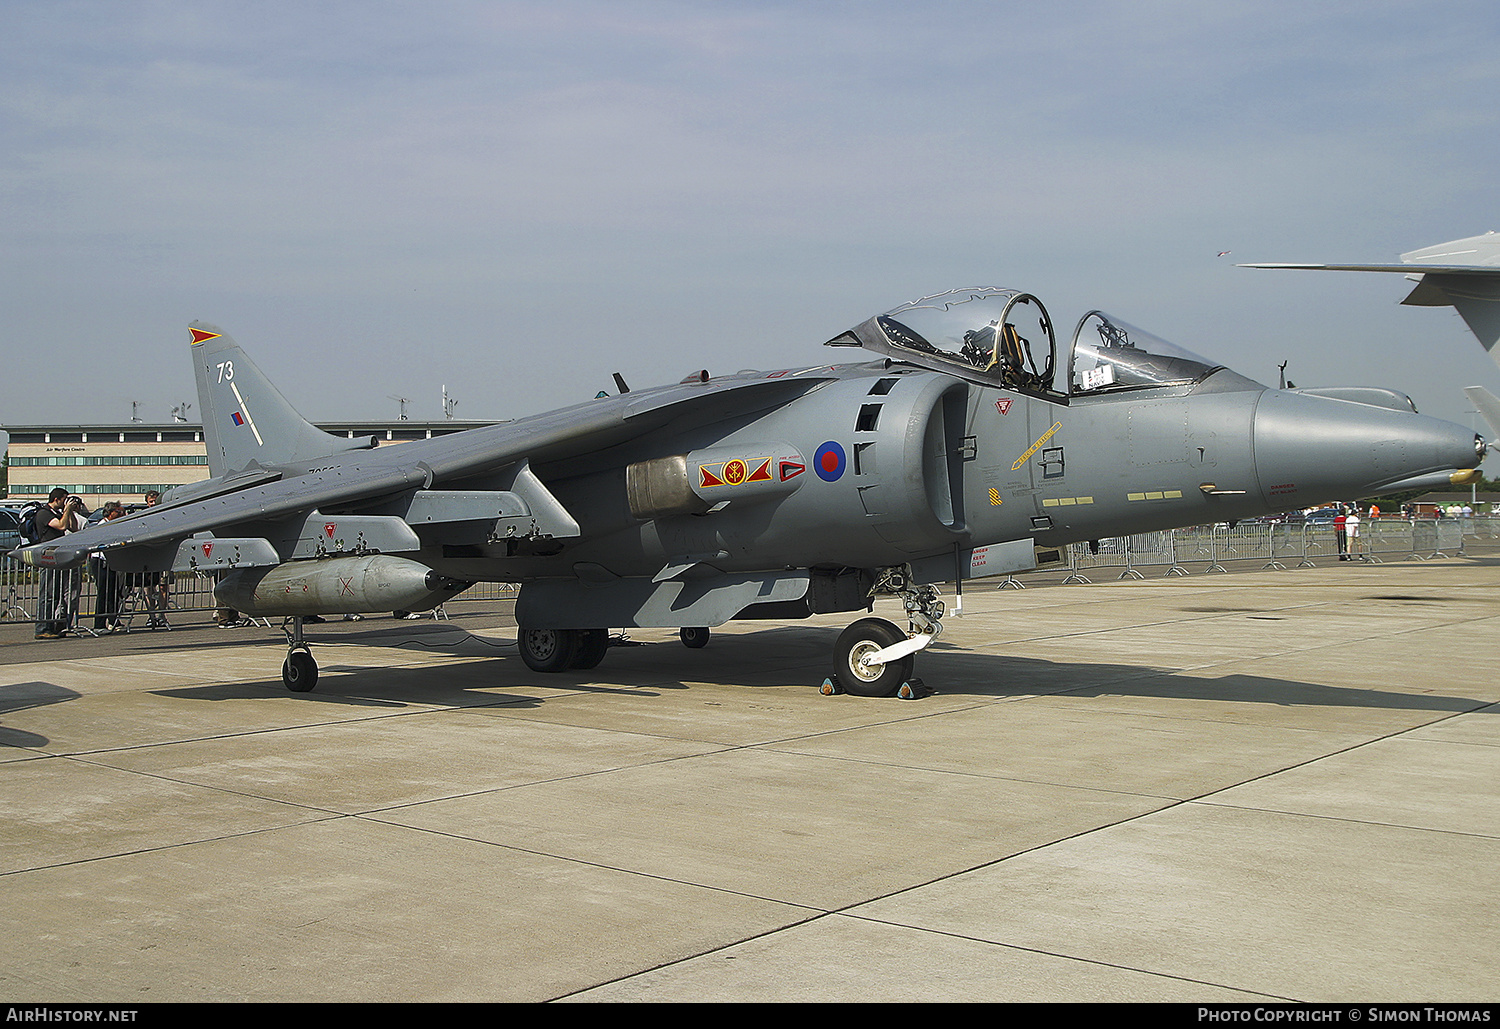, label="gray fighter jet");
[12,288,1486,695]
